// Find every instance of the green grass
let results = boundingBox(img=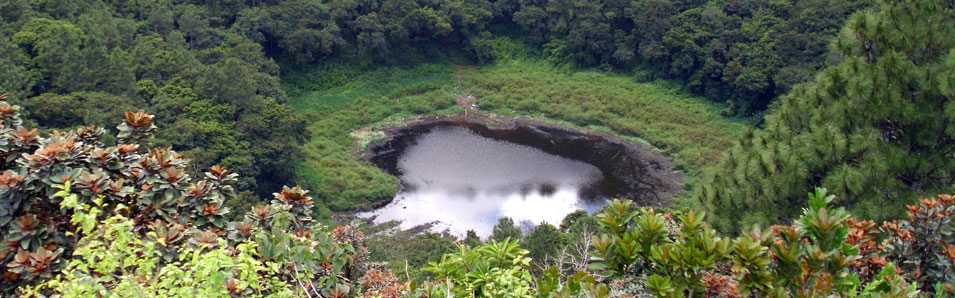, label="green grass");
[287,63,459,213]
[464,60,749,177]
[285,56,749,213]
